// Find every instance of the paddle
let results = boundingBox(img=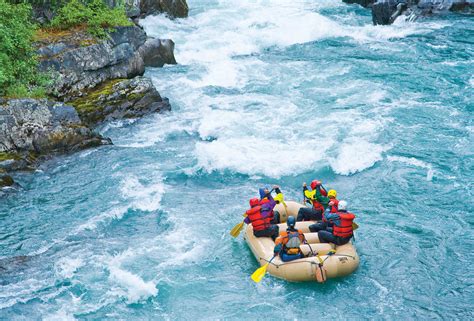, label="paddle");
[230,213,247,238]
[251,255,276,283]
